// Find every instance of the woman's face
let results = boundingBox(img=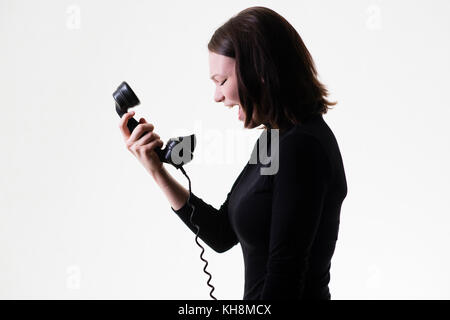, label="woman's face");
[208,51,245,122]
